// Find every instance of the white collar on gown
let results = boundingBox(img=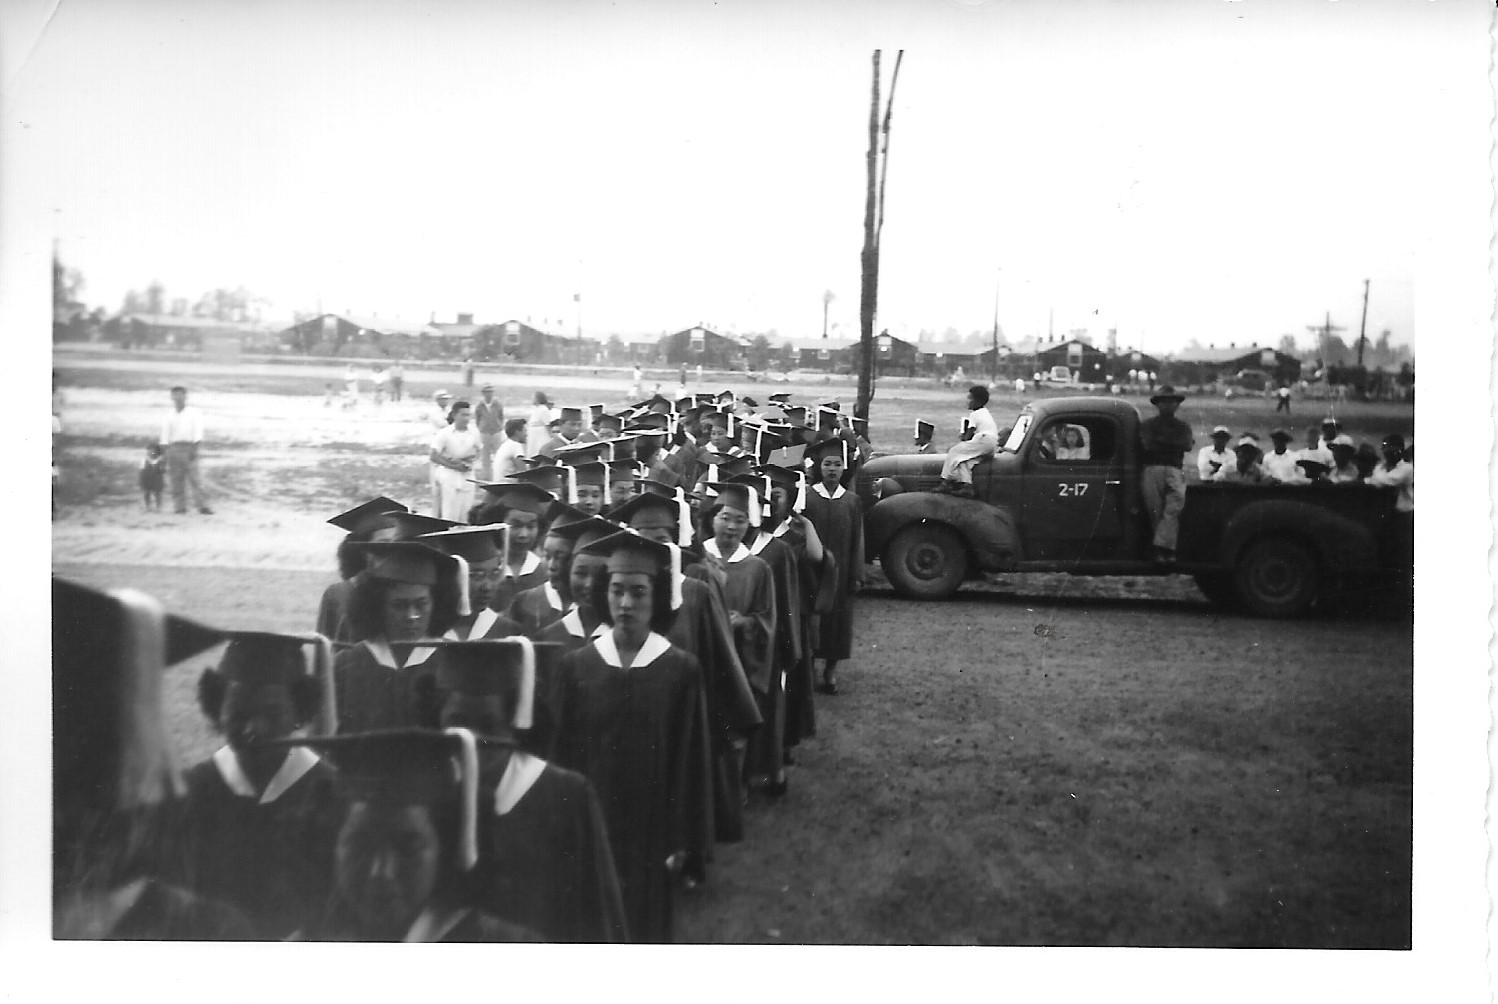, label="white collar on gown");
[593,630,670,669]
[211,745,321,805]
